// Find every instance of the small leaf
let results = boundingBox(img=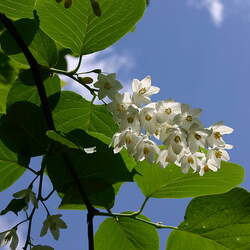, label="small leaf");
[0,198,27,215]
[95,214,159,250]
[166,188,250,250]
[135,160,244,198]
